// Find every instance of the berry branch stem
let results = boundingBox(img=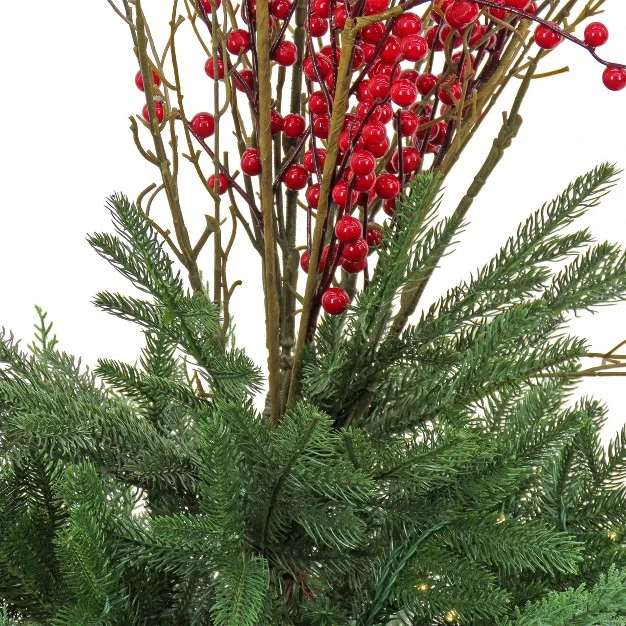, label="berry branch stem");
[257,0,283,424]
[135,0,204,293]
